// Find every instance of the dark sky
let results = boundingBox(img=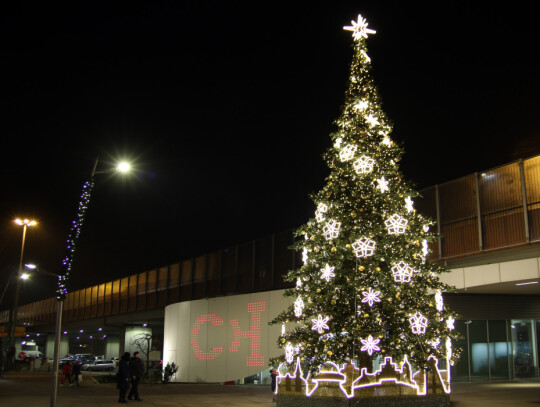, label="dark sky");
[1,2,539,306]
